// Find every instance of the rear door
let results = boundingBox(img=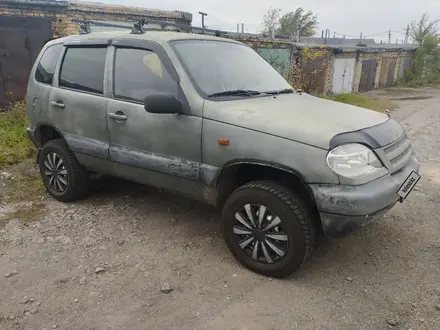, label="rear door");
[106,41,203,198]
[48,43,112,172]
